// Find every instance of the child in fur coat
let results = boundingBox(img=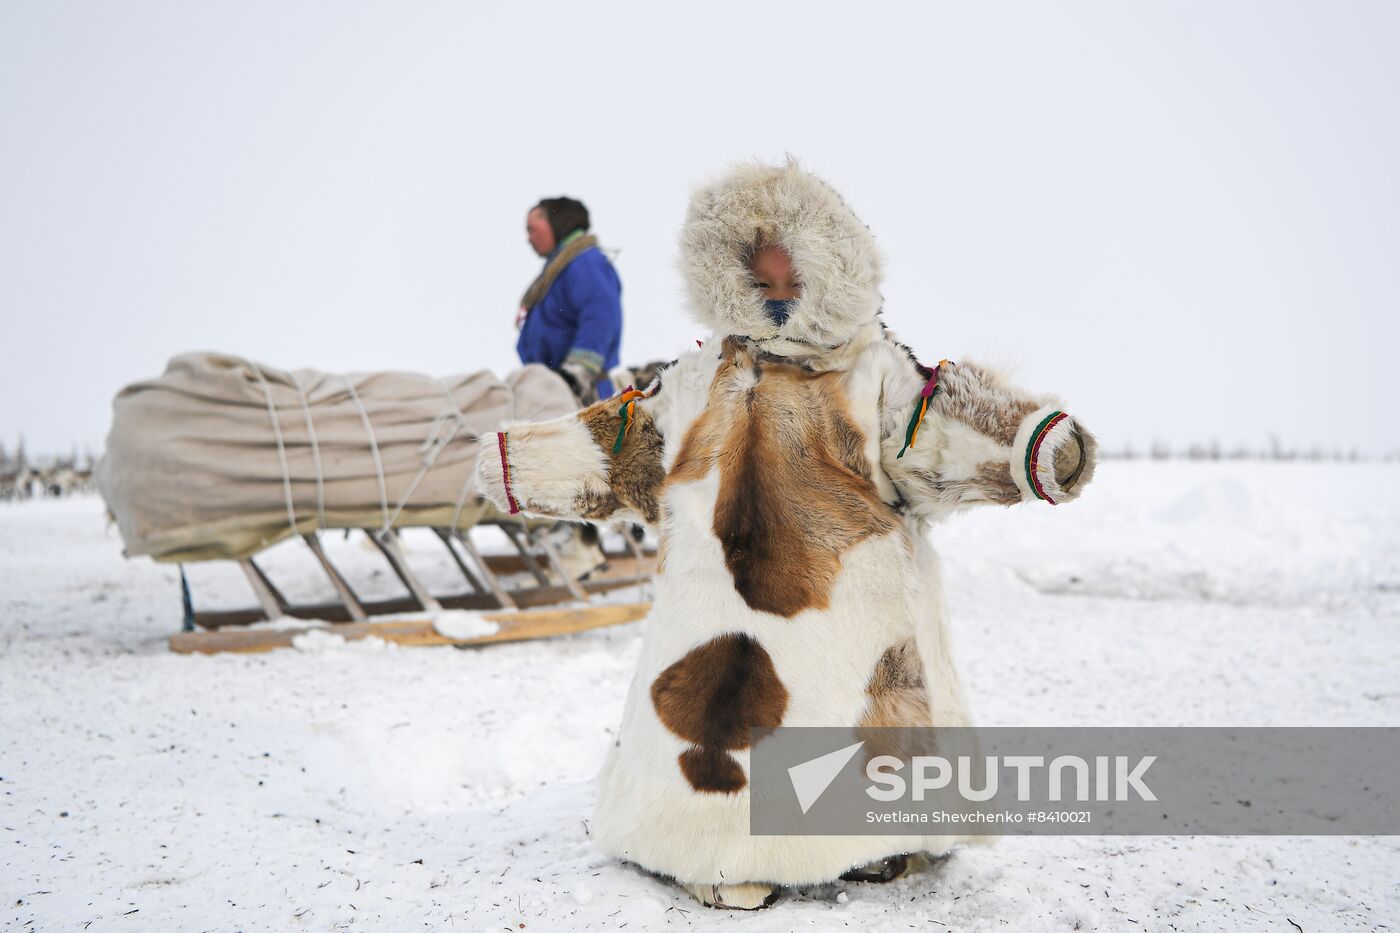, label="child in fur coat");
[476,160,1095,909]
